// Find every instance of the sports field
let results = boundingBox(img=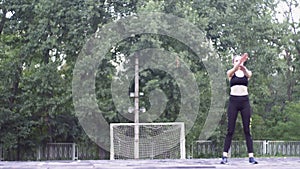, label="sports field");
[0,157,299,169]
